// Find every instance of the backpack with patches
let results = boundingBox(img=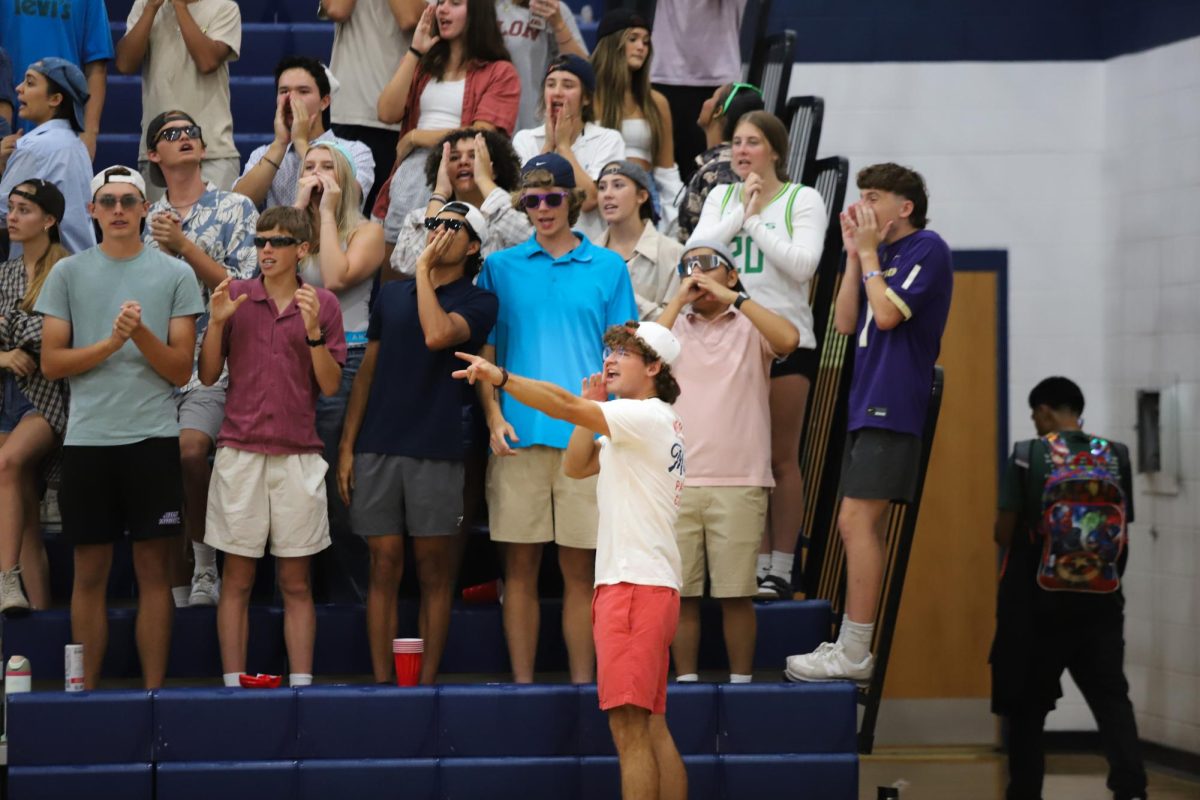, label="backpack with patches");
[1034,433,1127,593]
